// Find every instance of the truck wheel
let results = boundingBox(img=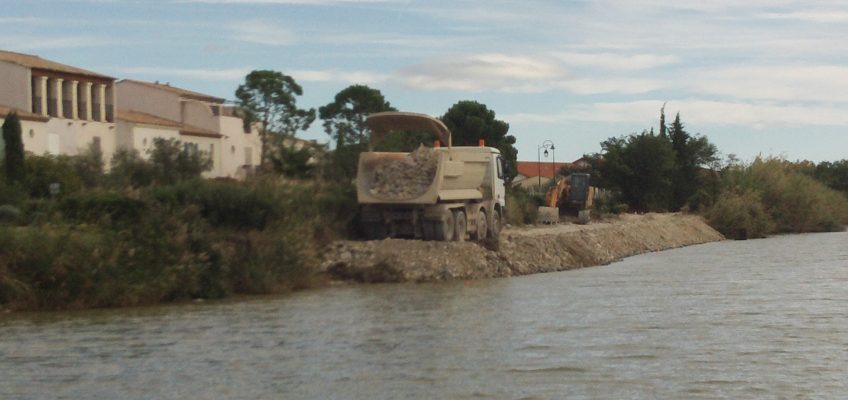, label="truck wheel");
[489,209,501,240]
[363,222,387,240]
[422,221,436,240]
[434,210,454,241]
[472,210,487,241]
[453,210,466,242]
